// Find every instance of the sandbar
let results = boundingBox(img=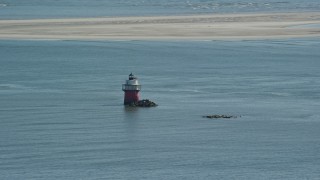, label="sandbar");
[0,12,320,40]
